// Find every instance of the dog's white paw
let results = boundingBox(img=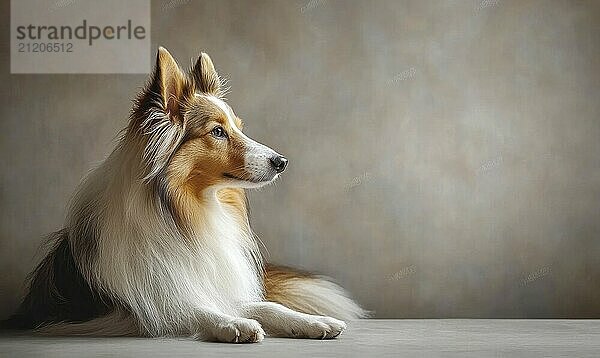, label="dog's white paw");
[287,315,347,339]
[213,318,265,343]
